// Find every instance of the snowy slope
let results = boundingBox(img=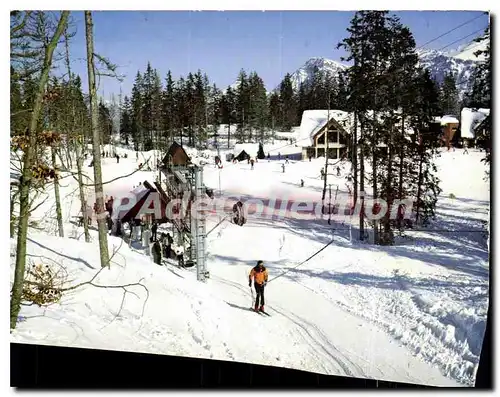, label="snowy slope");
[450,35,489,62]
[10,145,489,387]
